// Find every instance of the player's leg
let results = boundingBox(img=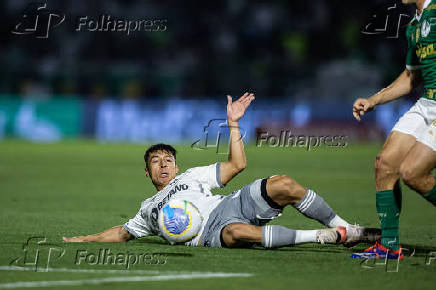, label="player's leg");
[400,141,436,205]
[352,100,429,259]
[221,223,261,247]
[252,175,350,247]
[372,98,433,252]
[201,178,346,248]
[264,175,383,245]
[221,222,345,248]
[374,131,416,191]
[372,131,416,251]
[265,175,350,228]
